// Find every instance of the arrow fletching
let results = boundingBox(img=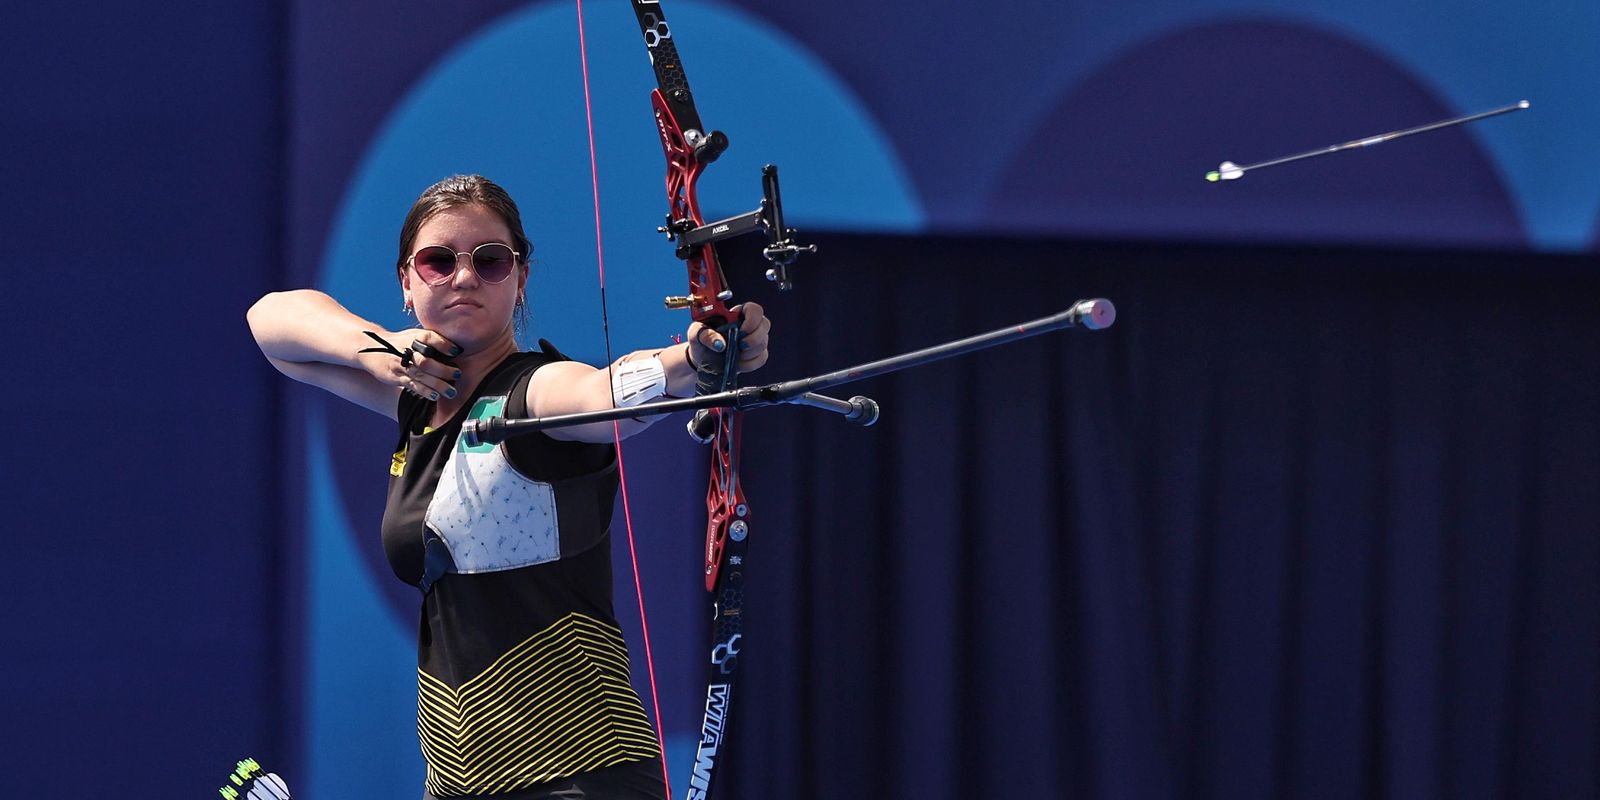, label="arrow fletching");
[1205,161,1244,182]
